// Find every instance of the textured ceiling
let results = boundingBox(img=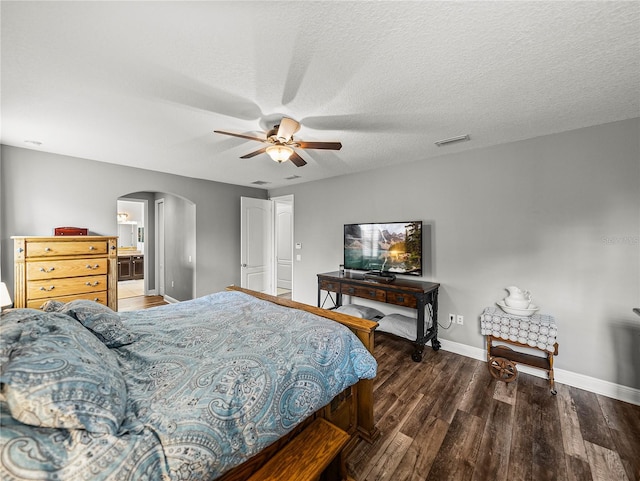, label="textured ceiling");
[2,1,639,189]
